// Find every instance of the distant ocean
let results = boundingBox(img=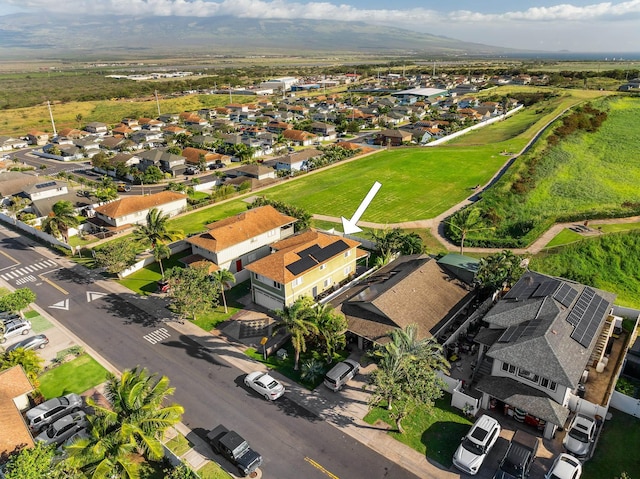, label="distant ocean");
[502,52,640,61]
